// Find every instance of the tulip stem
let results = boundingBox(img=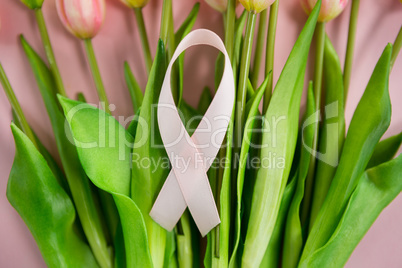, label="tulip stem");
[234,12,257,150]
[34,9,67,97]
[313,22,325,110]
[391,26,402,70]
[167,3,179,104]
[251,9,268,89]
[84,39,111,114]
[134,8,153,75]
[160,0,172,47]
[0,63,37,148]
[343,0,360,105]
[225,0,236,60]
[263,0,279,113]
